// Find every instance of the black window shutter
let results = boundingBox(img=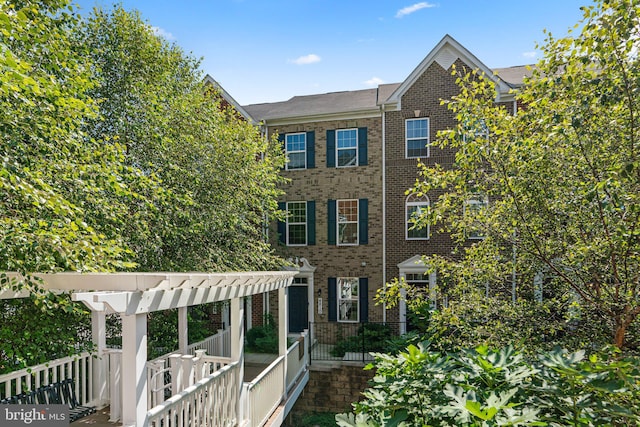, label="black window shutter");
[307,201,316,245]
[326,130,335,168]
[328,277,337,322]
[306,131,315,168]
[358,127,368,166]
[277,201,286,244]
[327,199,336,245]
[359,278,368,323]
[358,198,368,245]
[278,133,286,170]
